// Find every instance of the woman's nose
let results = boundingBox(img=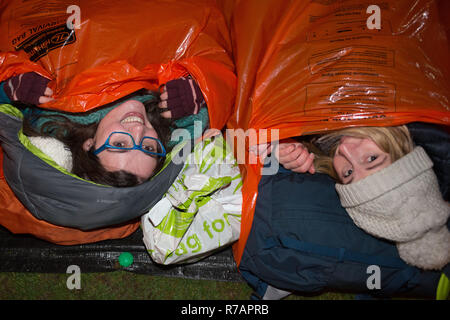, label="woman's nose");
[337,137,362,162]
[125,123,145,143]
